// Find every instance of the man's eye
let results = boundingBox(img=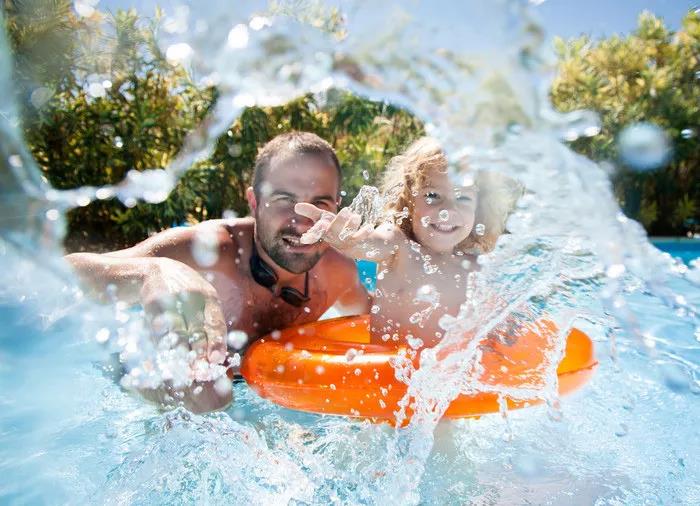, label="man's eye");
[457,195,473,202]
[314,200,332,210]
